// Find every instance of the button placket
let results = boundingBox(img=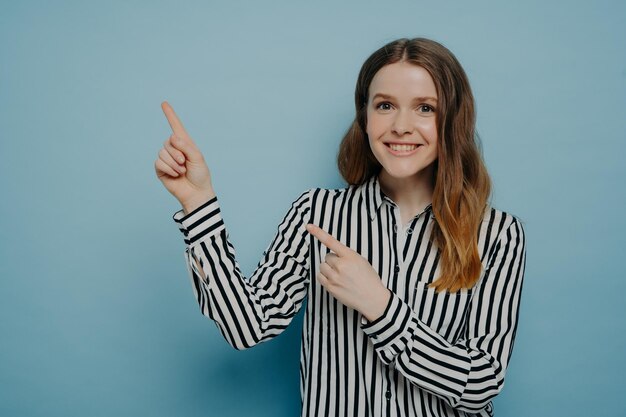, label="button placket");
[387,350,396,399]
[393,207,408,272]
